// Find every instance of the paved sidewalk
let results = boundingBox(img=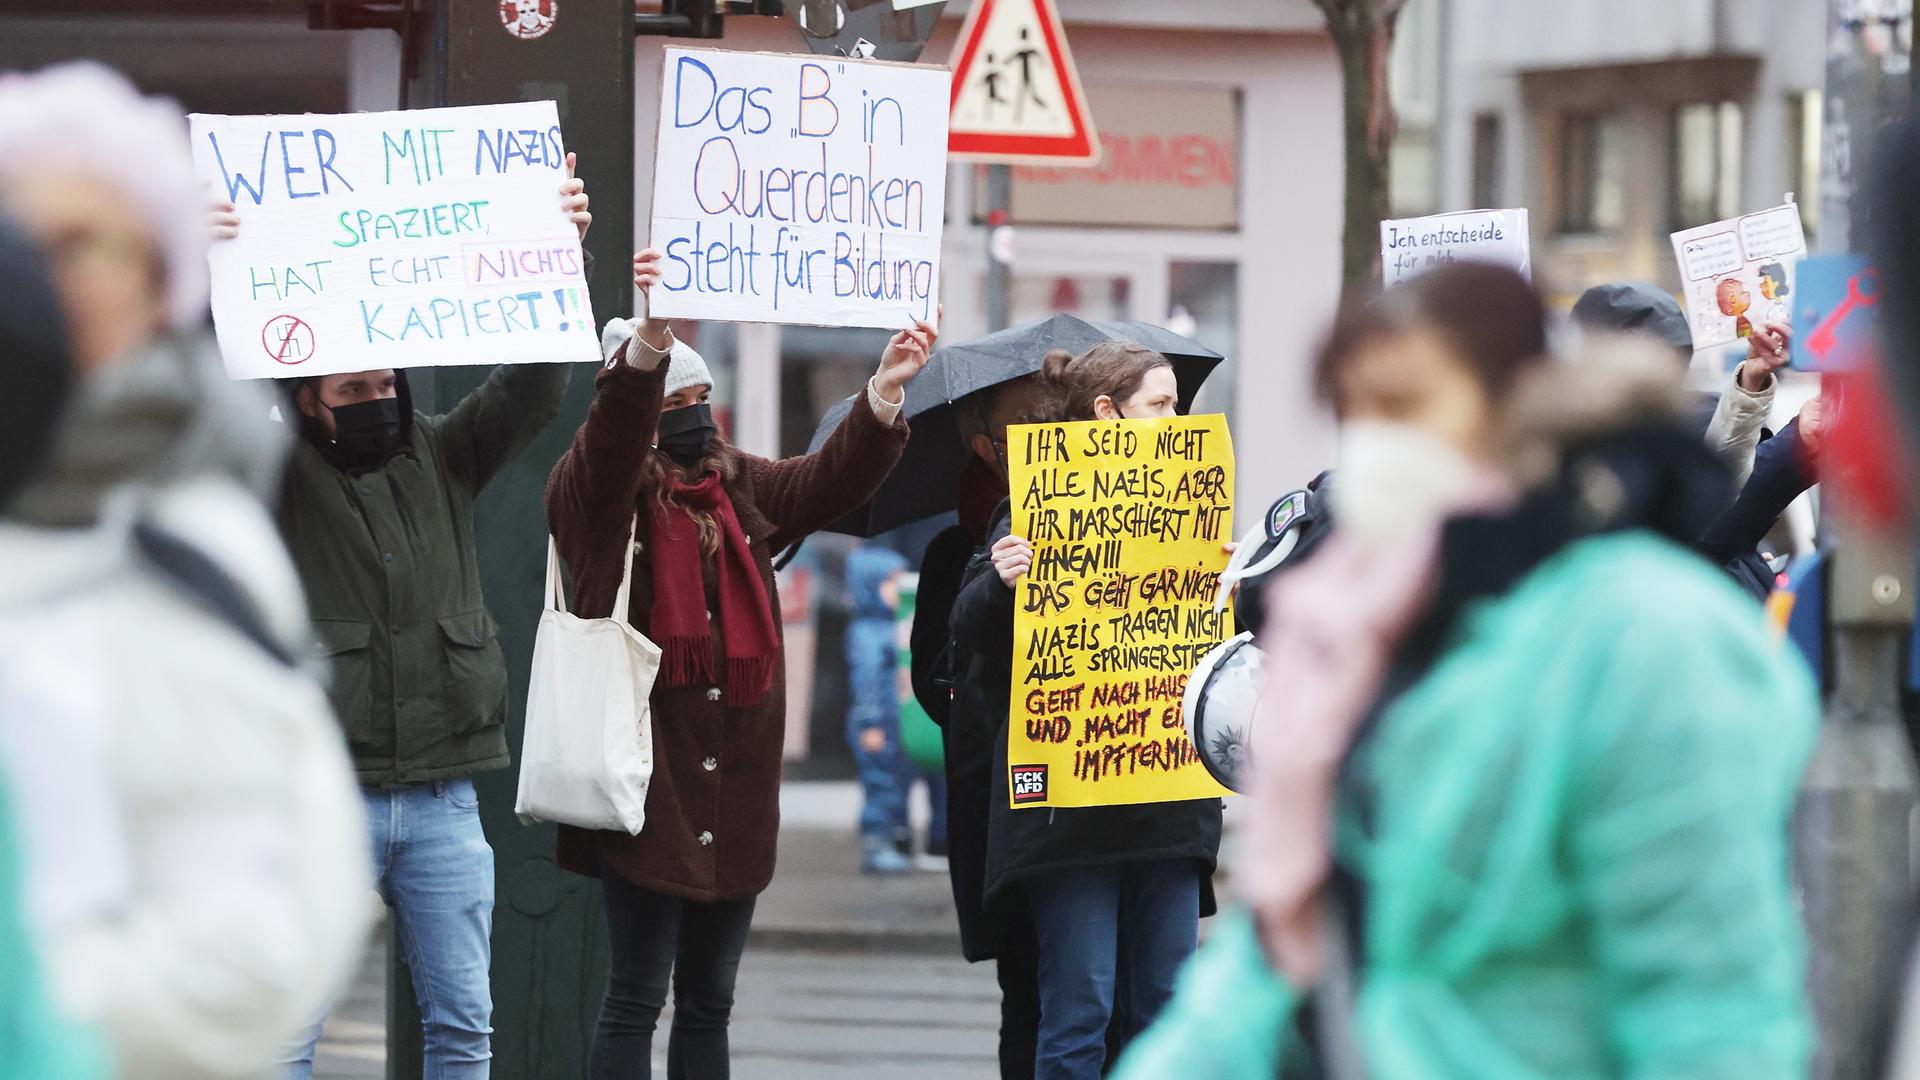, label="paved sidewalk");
[757,782,962,954]
[315,782,973,1077]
